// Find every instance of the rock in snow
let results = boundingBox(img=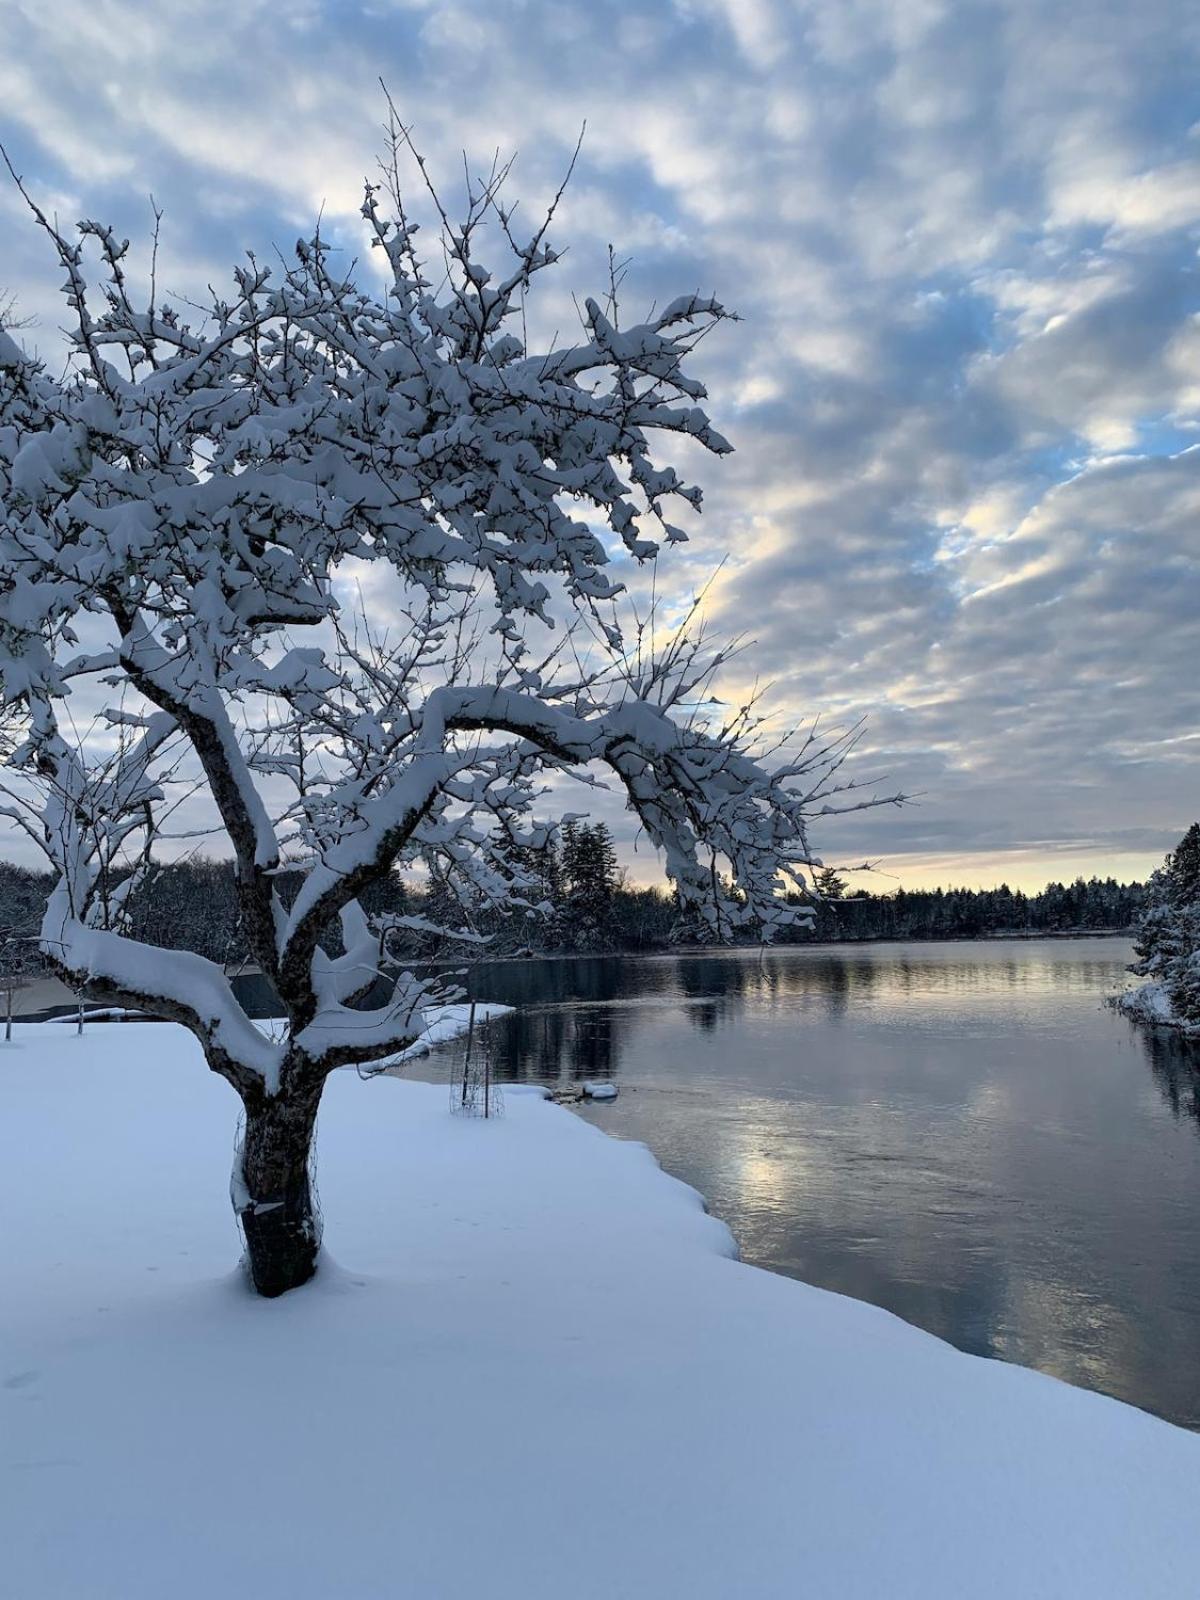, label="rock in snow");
[3,1021,1200,1599]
